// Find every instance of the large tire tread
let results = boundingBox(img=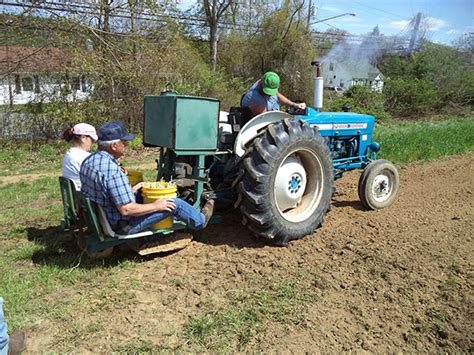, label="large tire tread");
[237,118,333,245]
